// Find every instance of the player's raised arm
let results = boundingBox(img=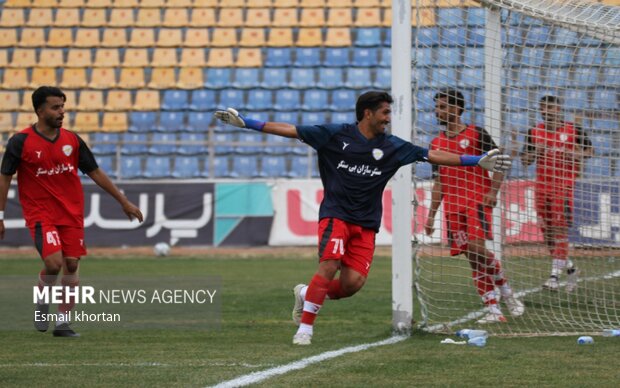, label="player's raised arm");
[214,108,298,138]
[429,148,512,172]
